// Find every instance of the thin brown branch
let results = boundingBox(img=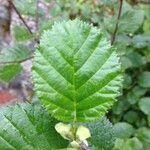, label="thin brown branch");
[0,56,34,65]
[8,0,33,34]
[7,0,12,34]
[8,0,40,43]
[136,0,150,4]
[35,0,39,32]
[111,0,123,45]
